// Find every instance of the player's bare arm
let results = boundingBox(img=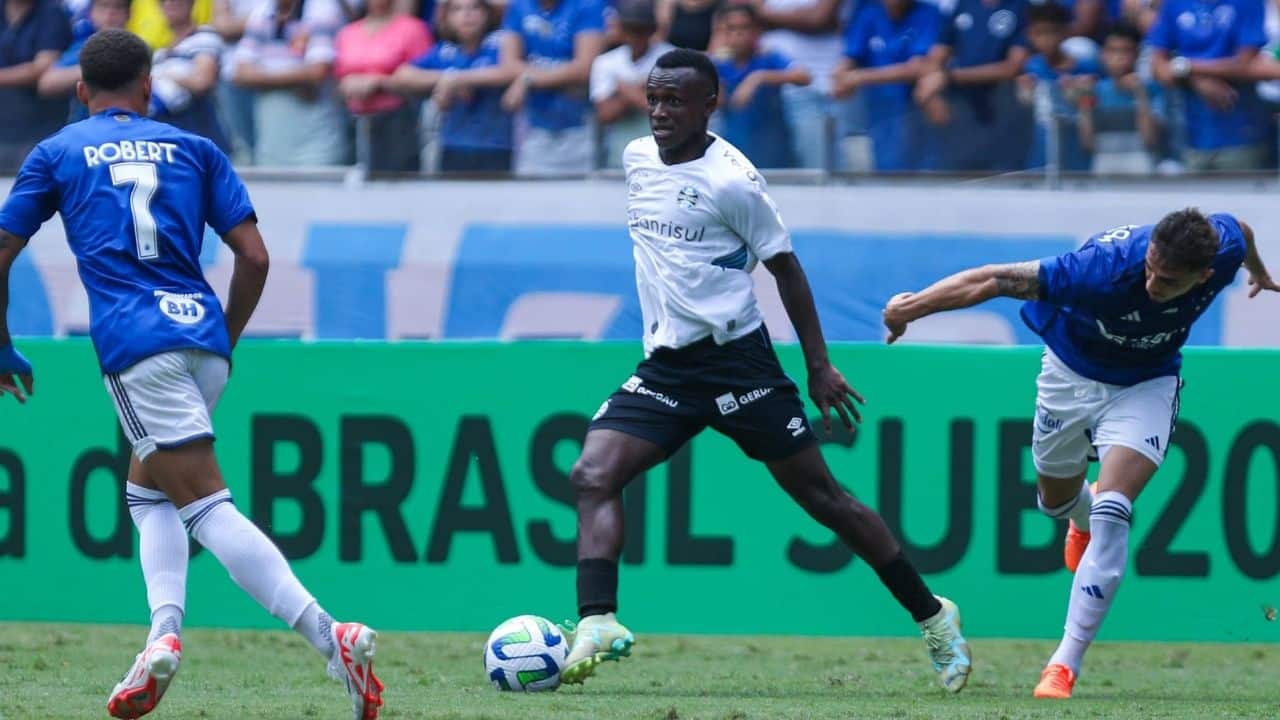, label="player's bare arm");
[0,228,35,402]
[764,251,865,433]
[882,260,1042,344]
[221,220,270,349]
[1238,221,1280,298]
